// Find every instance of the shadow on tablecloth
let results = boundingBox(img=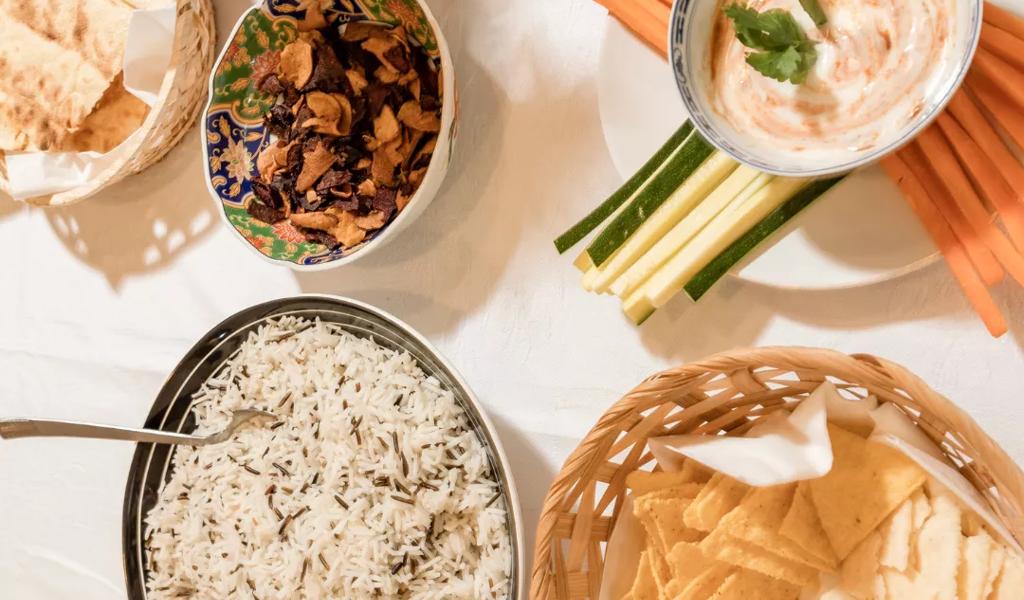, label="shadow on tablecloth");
[41,128,216,289]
